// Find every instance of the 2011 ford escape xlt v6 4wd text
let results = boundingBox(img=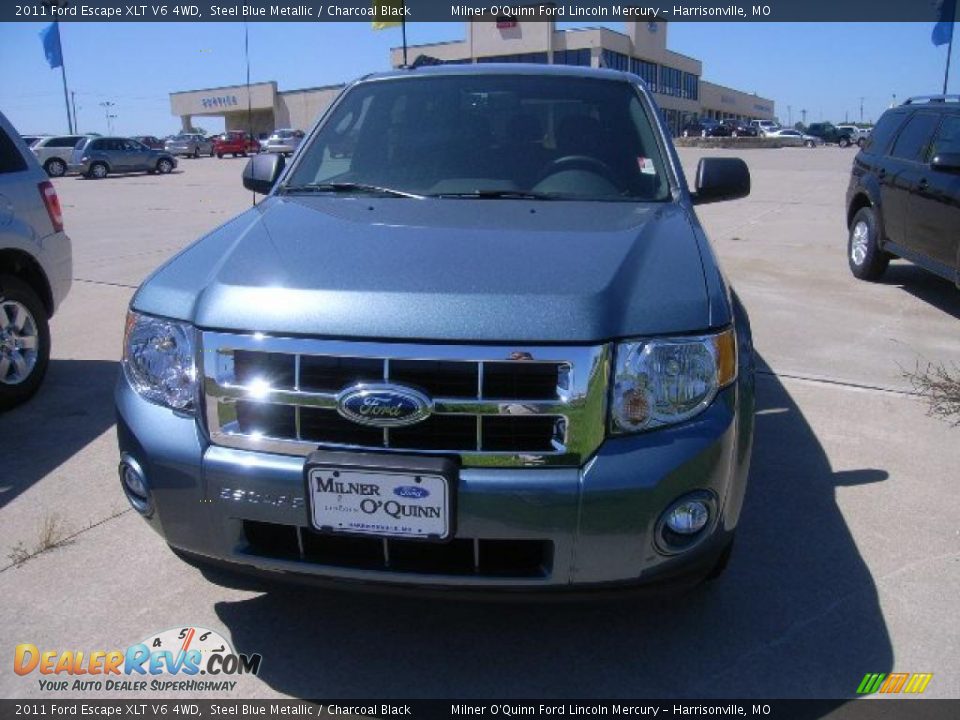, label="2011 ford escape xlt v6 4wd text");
[116,66,755,594]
